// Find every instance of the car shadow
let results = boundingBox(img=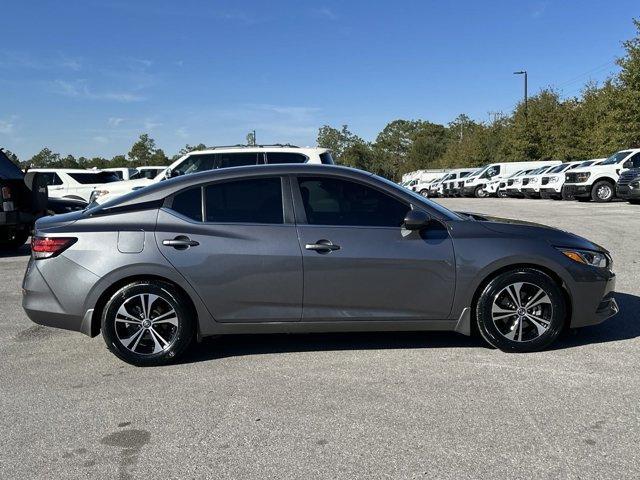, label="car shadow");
[552,292,640,349]
[0,243,31,258]
[177,330,485,364]
[177,292,639,364]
